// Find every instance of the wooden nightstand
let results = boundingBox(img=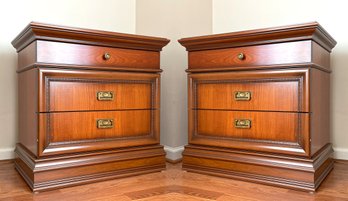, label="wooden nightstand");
[179,22,336,191]
[12,22,169,191]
